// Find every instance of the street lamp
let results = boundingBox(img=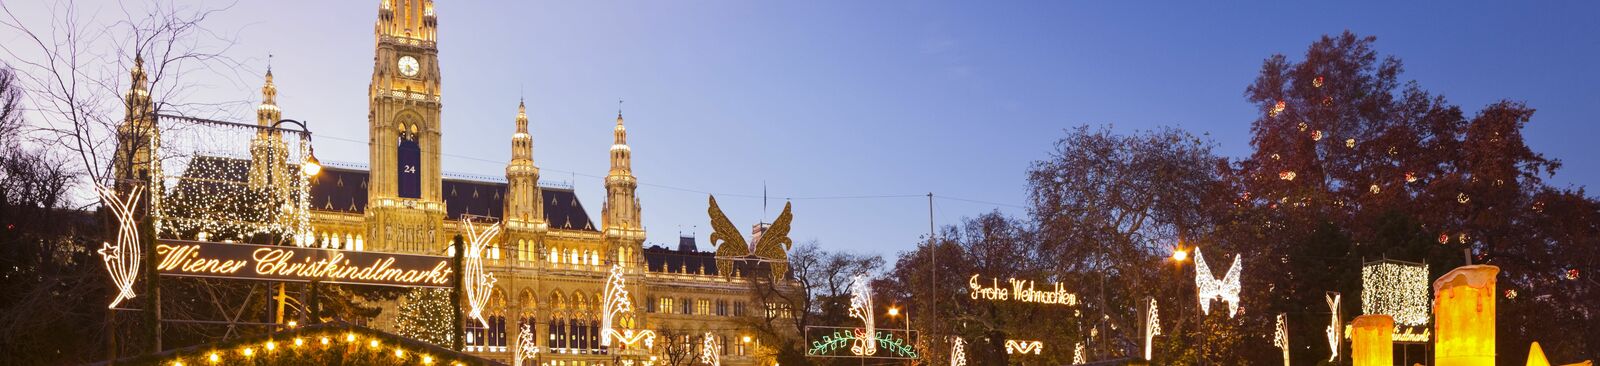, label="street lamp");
[887,307,900,317]
[1171,248,1188,262]
[270,119,321,177]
